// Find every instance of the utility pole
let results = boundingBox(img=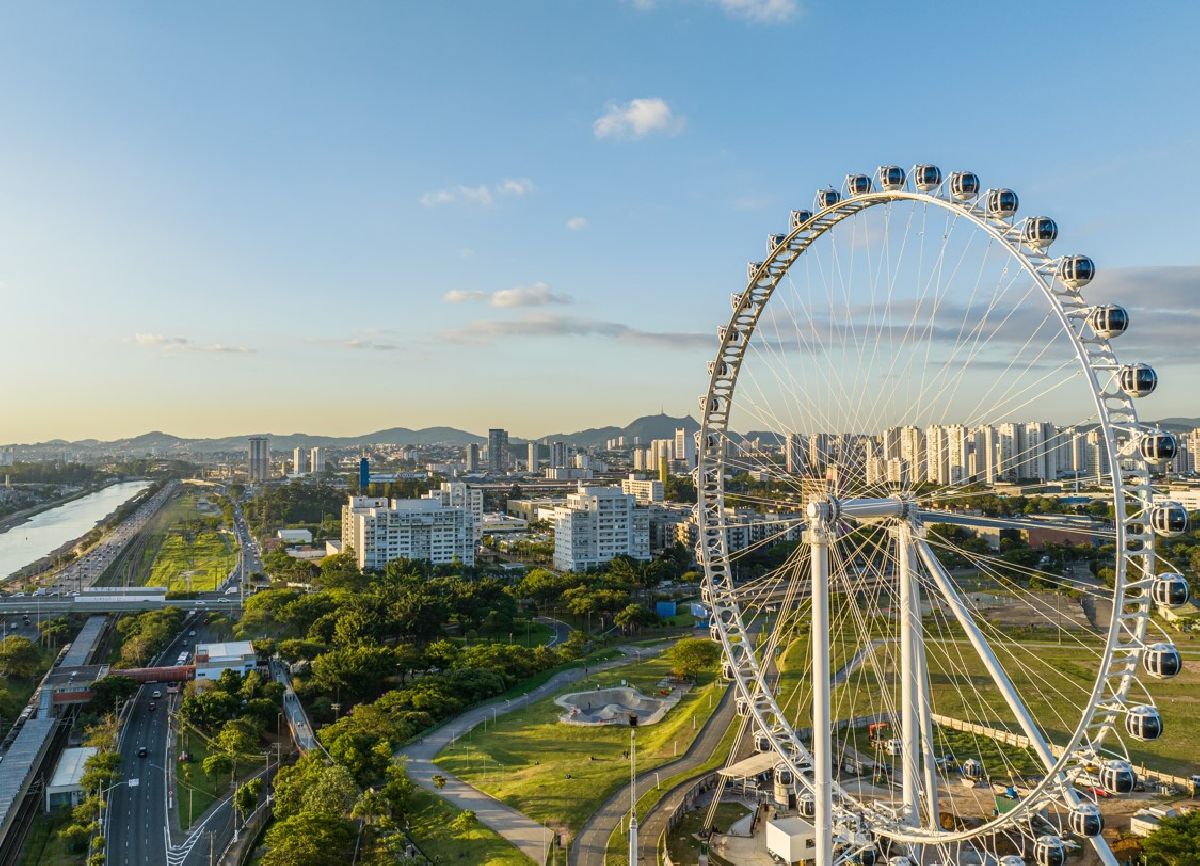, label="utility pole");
[628,729,638,864]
